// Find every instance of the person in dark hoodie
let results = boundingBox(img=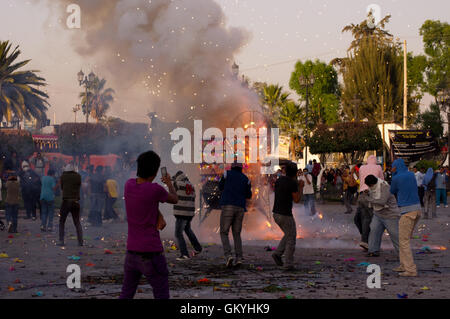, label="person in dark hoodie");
[58,164,83,246]
[20,161,41,221]
[422,167,437,219]
[219,162,252,268]
[390,158,421,277]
